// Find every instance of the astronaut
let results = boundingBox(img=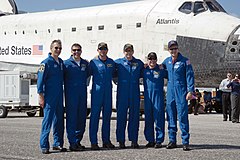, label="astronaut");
[89,42,116,150]
[37,40,66,154]
[143,52,167,148]
[162,40,194,151]
[64,43,89,151]
[115,43,144,149]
